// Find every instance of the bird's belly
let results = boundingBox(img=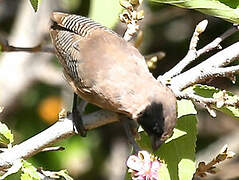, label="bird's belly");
[73,74,154,119]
